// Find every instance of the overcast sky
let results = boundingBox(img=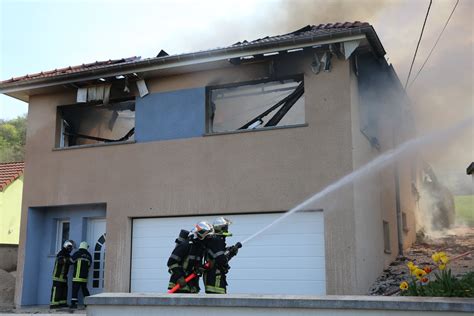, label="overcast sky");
[0,0,472,172]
